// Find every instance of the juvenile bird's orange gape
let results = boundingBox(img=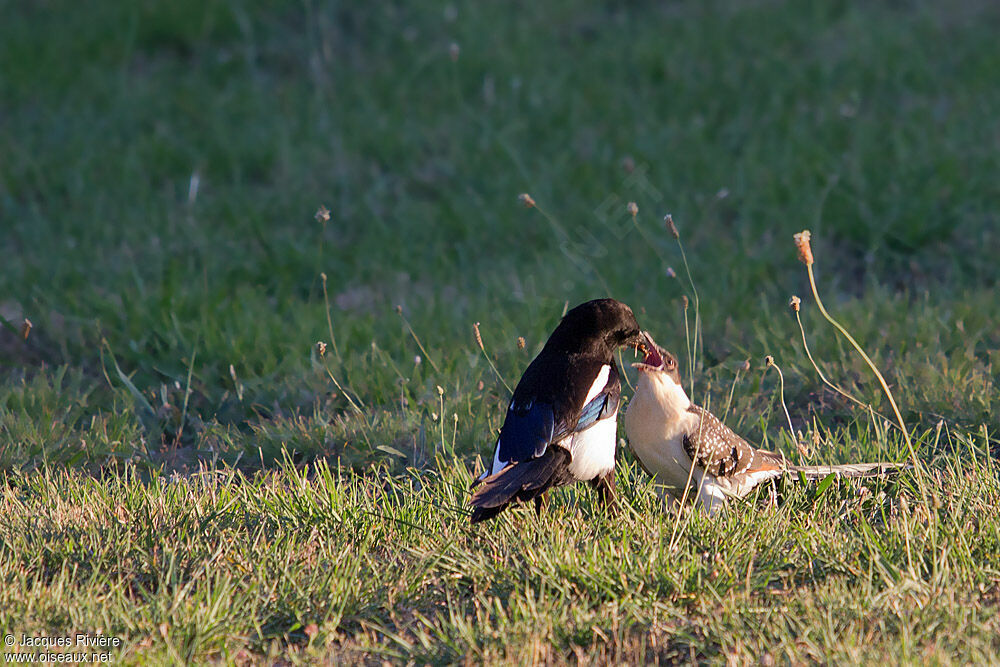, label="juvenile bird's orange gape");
[624,332,906,513]
[470,299,644,524]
